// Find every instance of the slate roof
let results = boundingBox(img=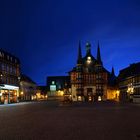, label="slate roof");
[119,62,140,80]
